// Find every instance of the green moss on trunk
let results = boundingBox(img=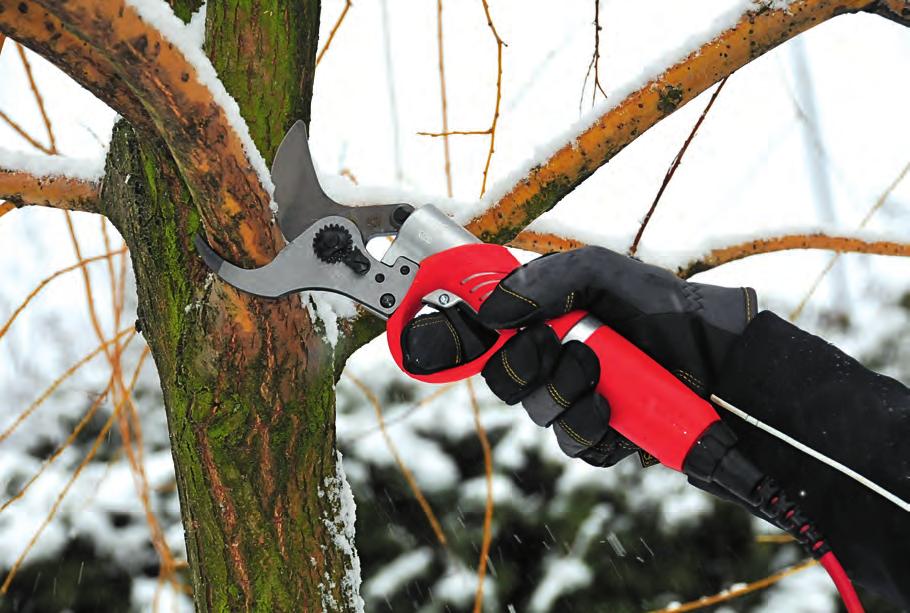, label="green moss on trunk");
[99,2,364,610]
